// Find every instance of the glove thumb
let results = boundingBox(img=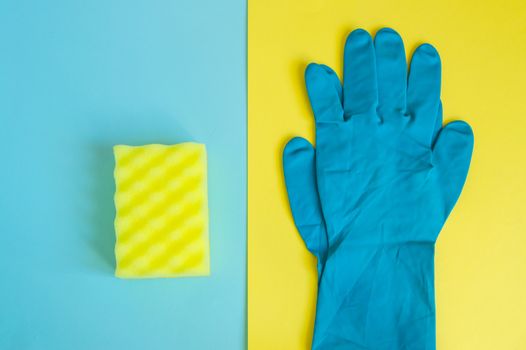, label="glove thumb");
[283,137,328,275]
